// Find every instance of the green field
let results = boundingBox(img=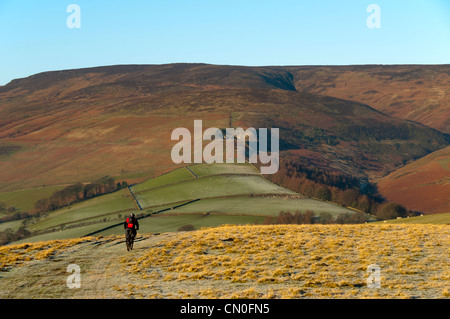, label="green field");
[373,212,450,225]
[130,167,195,193]
[0,219,23,232]
[12,220,123,243]
[188,163,261,177]
[5,163,360,244]
[27,189,138,233]
[169,196,354,217]
[0,185,65,214]
[134,175,296,208]
[97,214,266,236]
